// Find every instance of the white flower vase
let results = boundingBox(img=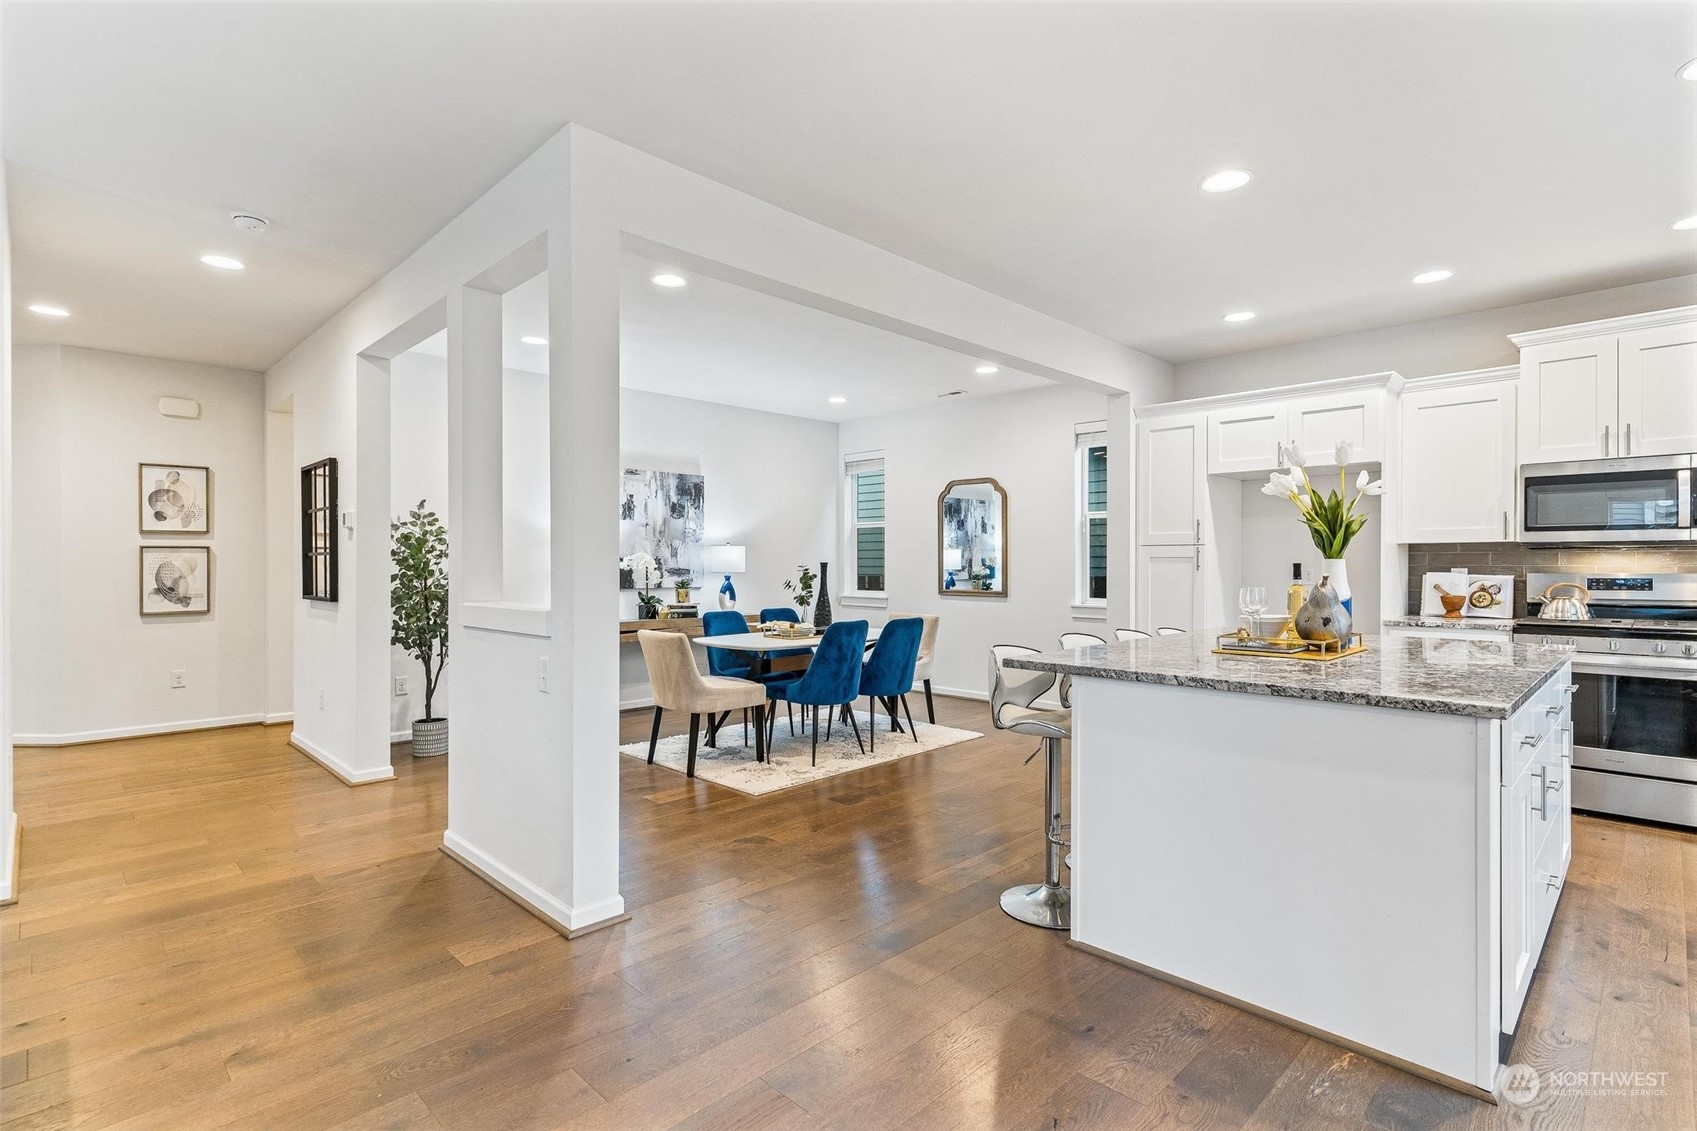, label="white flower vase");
[1323,558,1352,617]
